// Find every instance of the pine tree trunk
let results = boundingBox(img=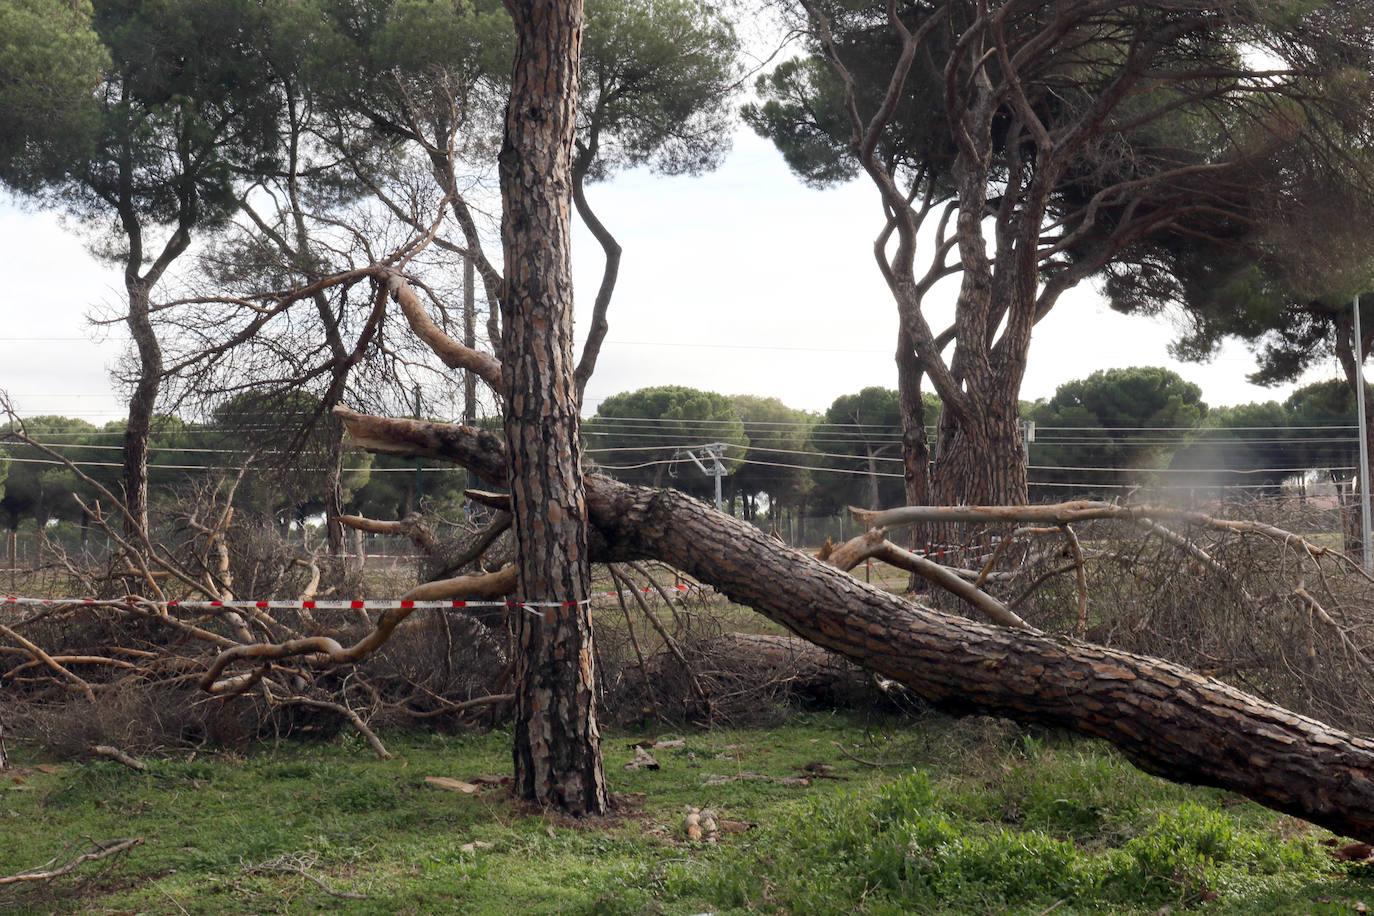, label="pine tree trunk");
[325,422,346,556]
[896,336,931,511]
[123,277,160,540]
[931,391,1027,547]
[895,333,932,579]
[500,0,607,816]
[932,413,1027,506]
[463,256,478,424]
[587,478,1374,842]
